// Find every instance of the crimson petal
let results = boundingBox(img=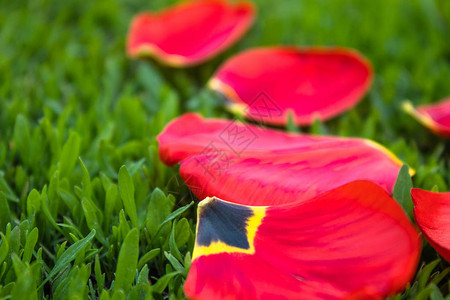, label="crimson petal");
[180,146,403,206]
[403,98,450,138]
[184,181,421,299]
[127,0,255,66]
[411,188,450,261]
[209,47,373,125]
[158,113,409,205]
[157,113,335,166]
